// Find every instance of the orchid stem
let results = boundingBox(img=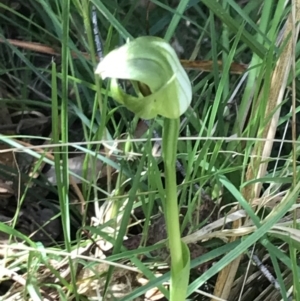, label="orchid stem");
[162,117,183,275]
